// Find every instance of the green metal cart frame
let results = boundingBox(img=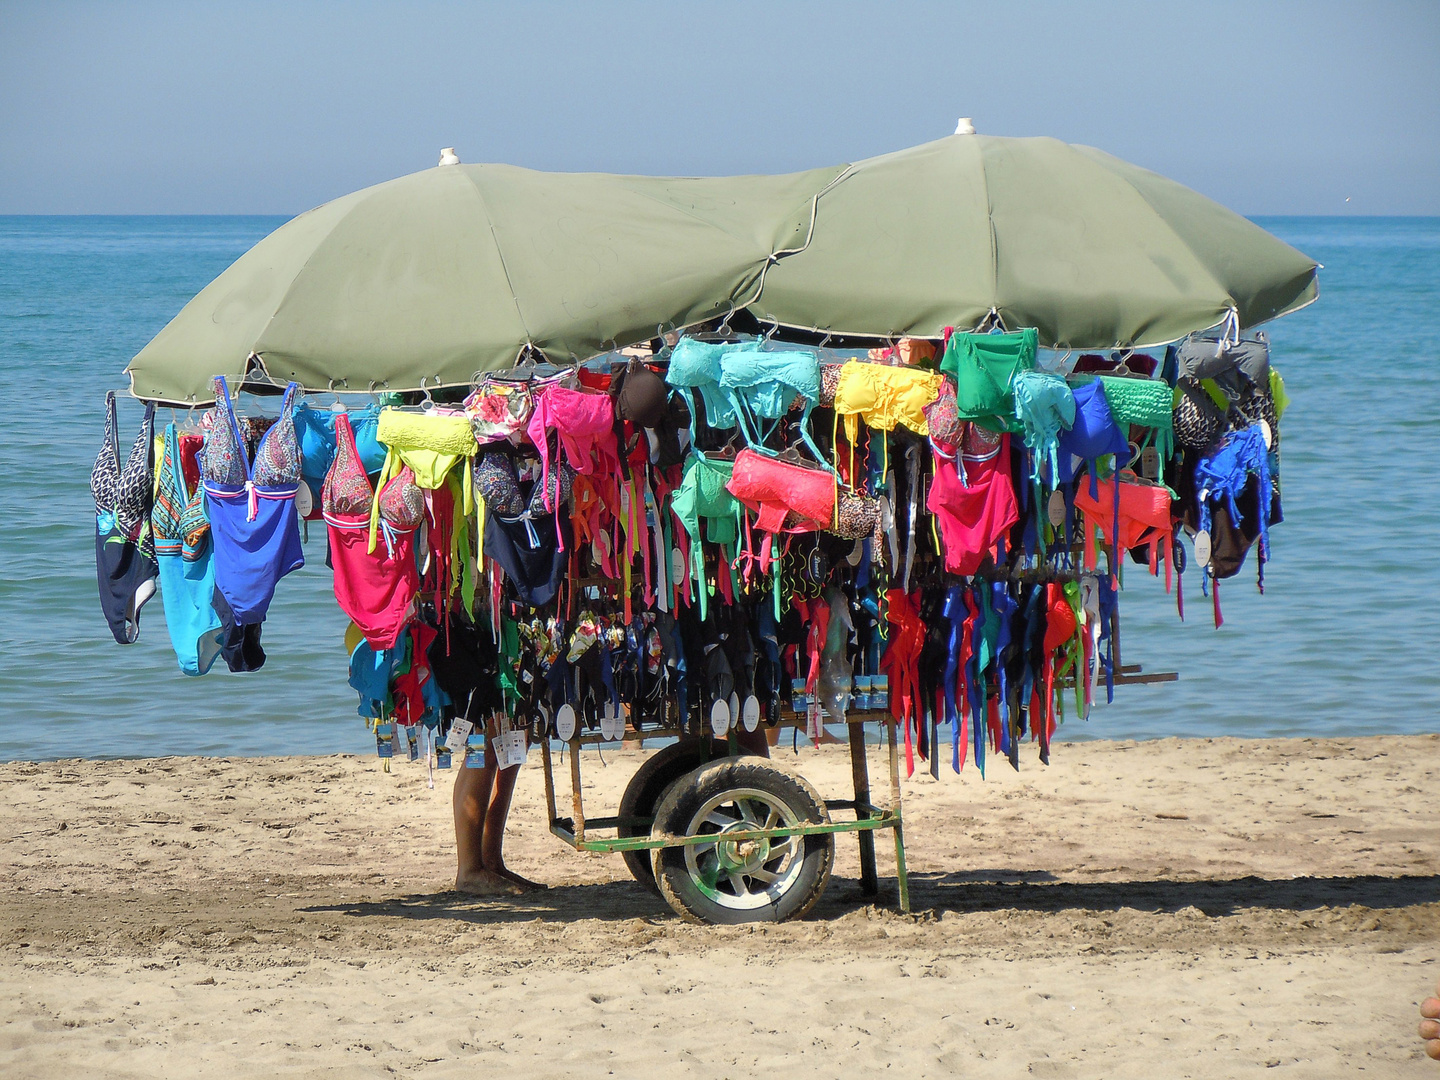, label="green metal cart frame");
[540,712,911,916]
